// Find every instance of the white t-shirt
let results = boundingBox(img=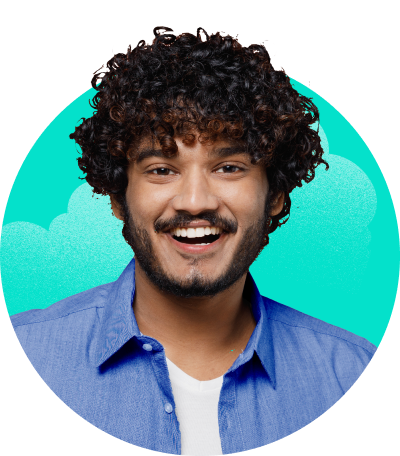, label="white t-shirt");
[166,358,224,456]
